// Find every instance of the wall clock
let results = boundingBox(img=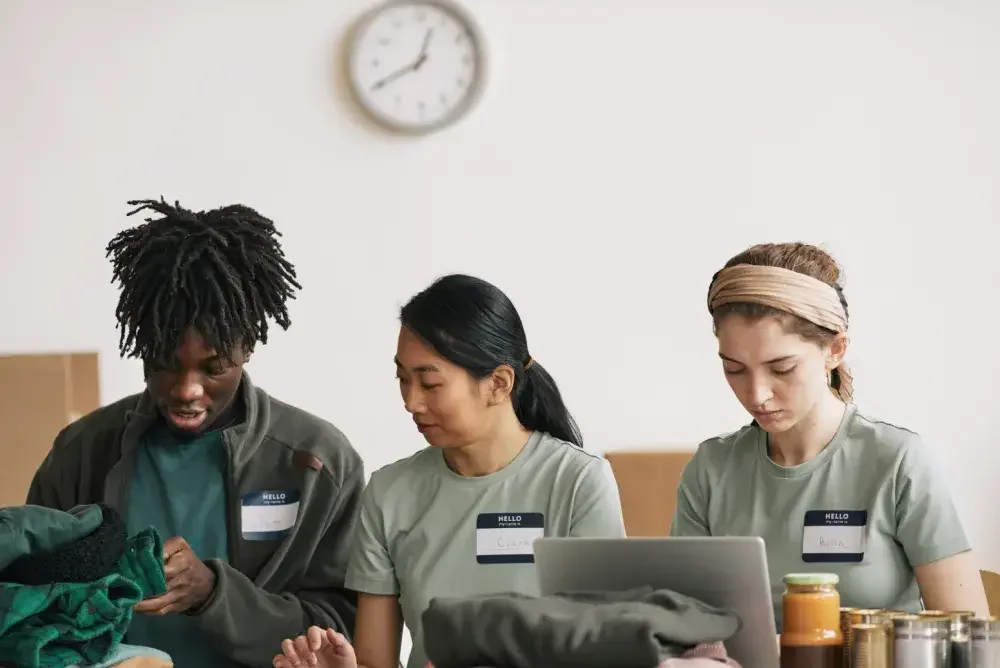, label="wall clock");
[346,0,488,135]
